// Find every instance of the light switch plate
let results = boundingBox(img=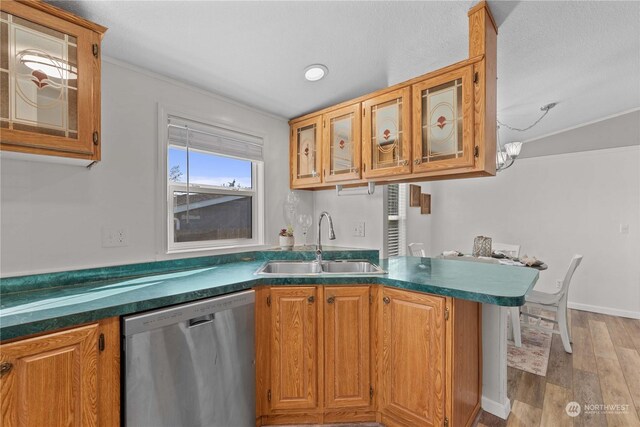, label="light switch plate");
[102,227,129,247]
[352,221,365,237]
